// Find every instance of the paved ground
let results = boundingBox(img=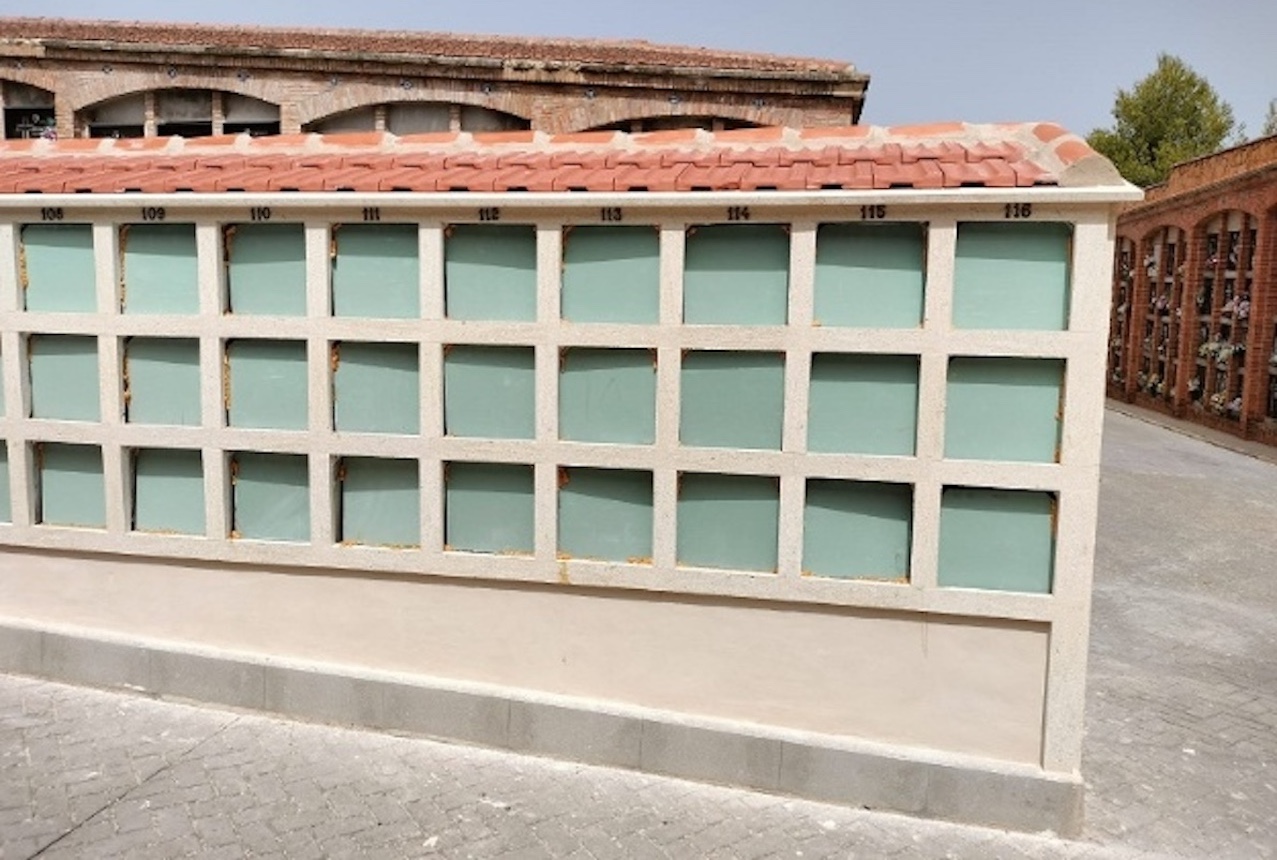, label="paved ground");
[2,407,1275,859]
